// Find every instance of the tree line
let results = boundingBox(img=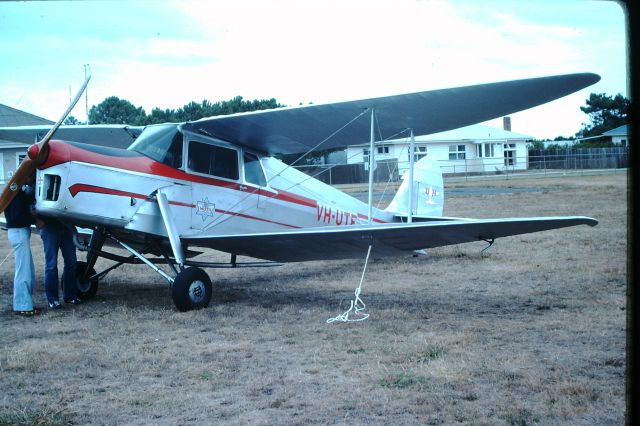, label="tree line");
[529,92,630,149]
[64,96,284,126]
